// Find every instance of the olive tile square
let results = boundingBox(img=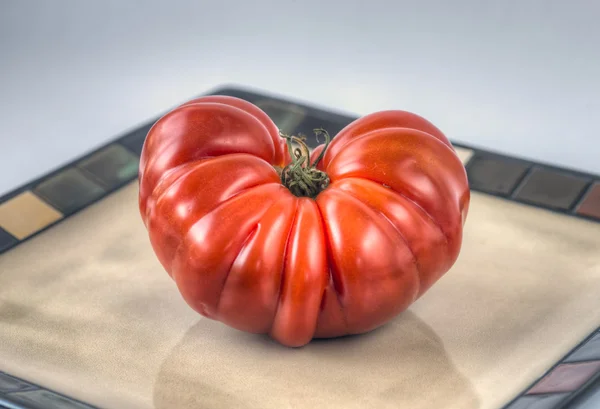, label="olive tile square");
[5,389,96,409]
[34,168,106,215]
[120,123,154,156]
[77,144,140,190]
[526,361,600,394]
[254,99,306,136]
[0,372,36,393]
[577,182,600,220]
[514,168,590,210]
[467,155,530,196]
[0,227,18,253]
[565,332,600,363]
[0,191,63,240]
[503,393,568,409]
